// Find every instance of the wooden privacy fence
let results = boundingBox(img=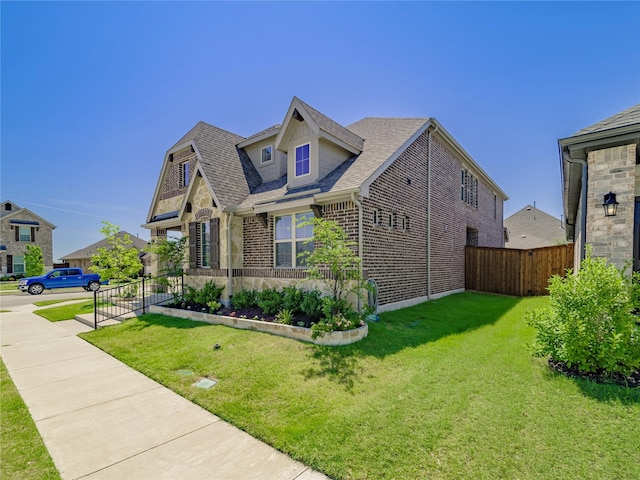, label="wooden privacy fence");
[465,244,574,296]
